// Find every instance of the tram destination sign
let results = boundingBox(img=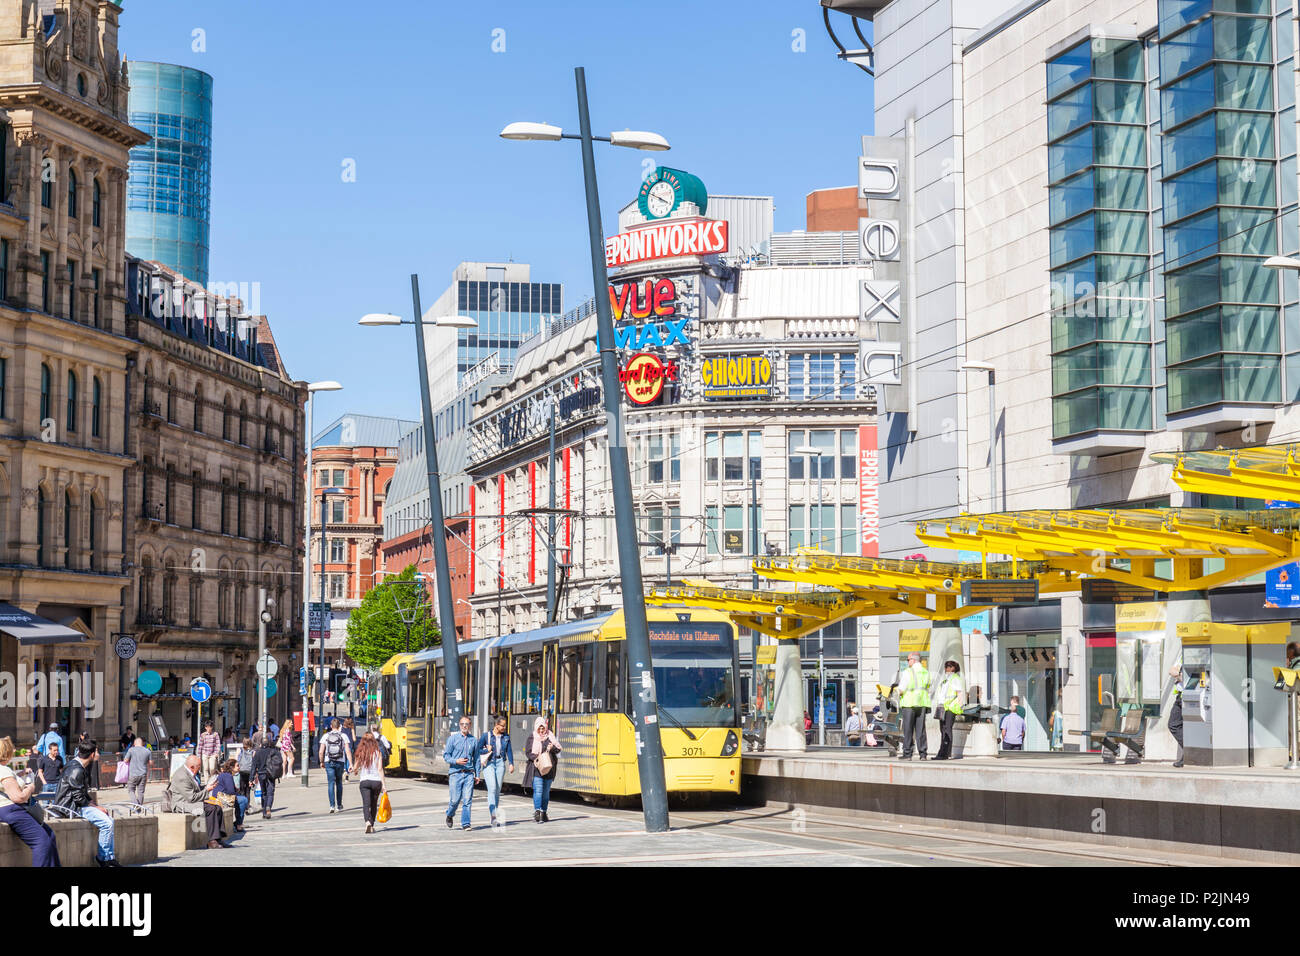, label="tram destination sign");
[960,579,1040,607]
[1081,579,1159,604]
